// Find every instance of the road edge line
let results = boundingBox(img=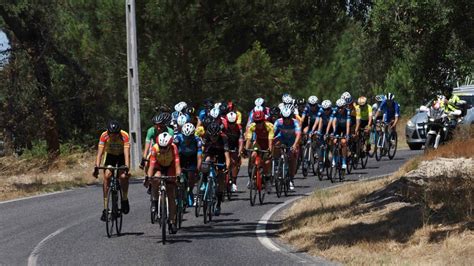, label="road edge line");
[257,173,392,264]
